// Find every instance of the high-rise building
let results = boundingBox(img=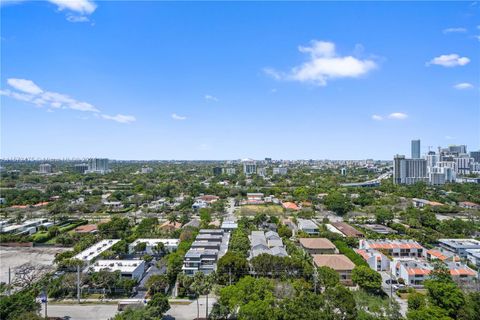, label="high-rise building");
[454,156,473,175]
[39,163,52,174]
[393,155,405,184]
[340,168,347,175]
[87,158,110,174]
[141,166,153,174]
[426,152,439,168]
[73,163,89,174]
[393,155,428,185]
[470,151,480,163]
[411,140,421,159]
[242,159,256,175]
[448,145,467,156]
